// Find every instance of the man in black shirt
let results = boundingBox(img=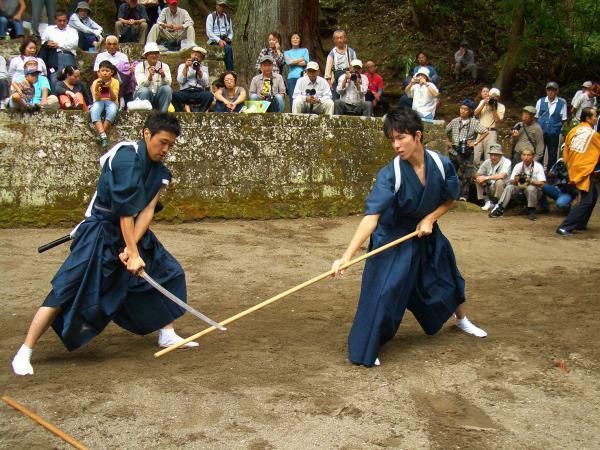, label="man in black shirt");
[115,0,149,44]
